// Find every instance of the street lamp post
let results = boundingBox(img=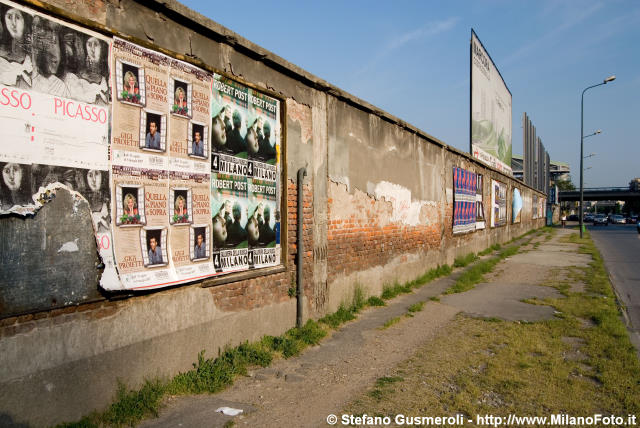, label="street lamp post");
[580,76,615,238]
[584,130,602,139]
